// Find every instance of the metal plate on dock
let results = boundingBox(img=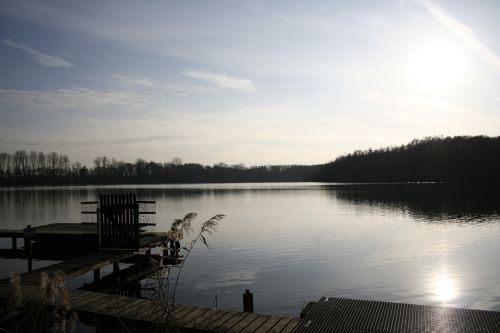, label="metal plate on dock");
[293,297,500,333]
